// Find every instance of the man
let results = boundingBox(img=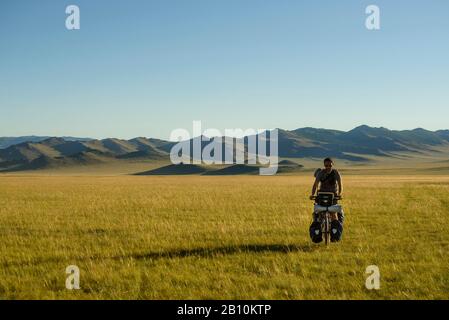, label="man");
[311,157,343,199]
[309,158,345,243]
